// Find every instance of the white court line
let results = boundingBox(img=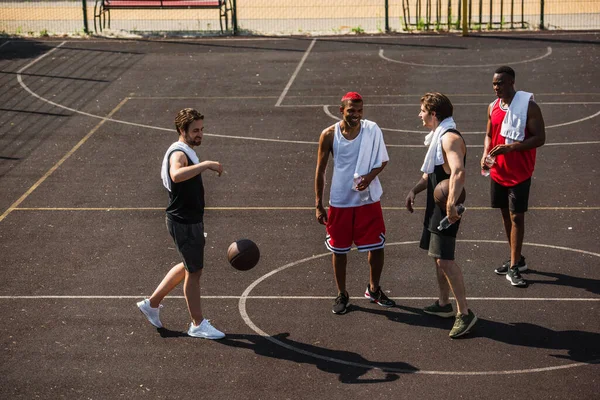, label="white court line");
[15,41,600,147]
[0,295,597,301]
[132,93,600,99]
[6,33,598,45]
[0,41,10,50]
[0,96,130,223]
[379,46,553,68]
[322,104,600,136]
[12,206,600,211]
[238,241,600,376]
[275,38,316,107]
